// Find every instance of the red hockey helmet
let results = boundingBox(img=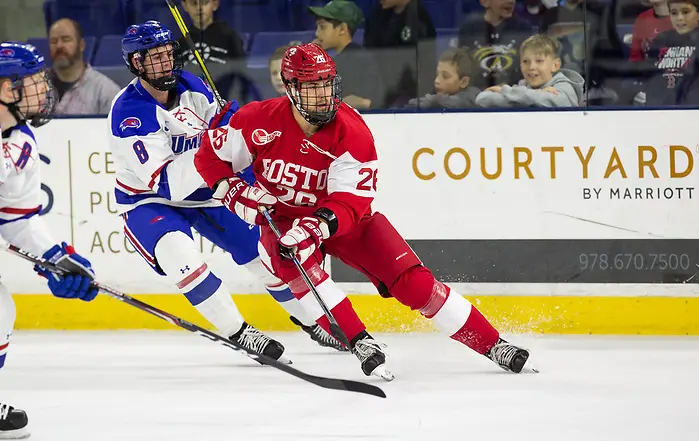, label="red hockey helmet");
[281,43,342,126]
